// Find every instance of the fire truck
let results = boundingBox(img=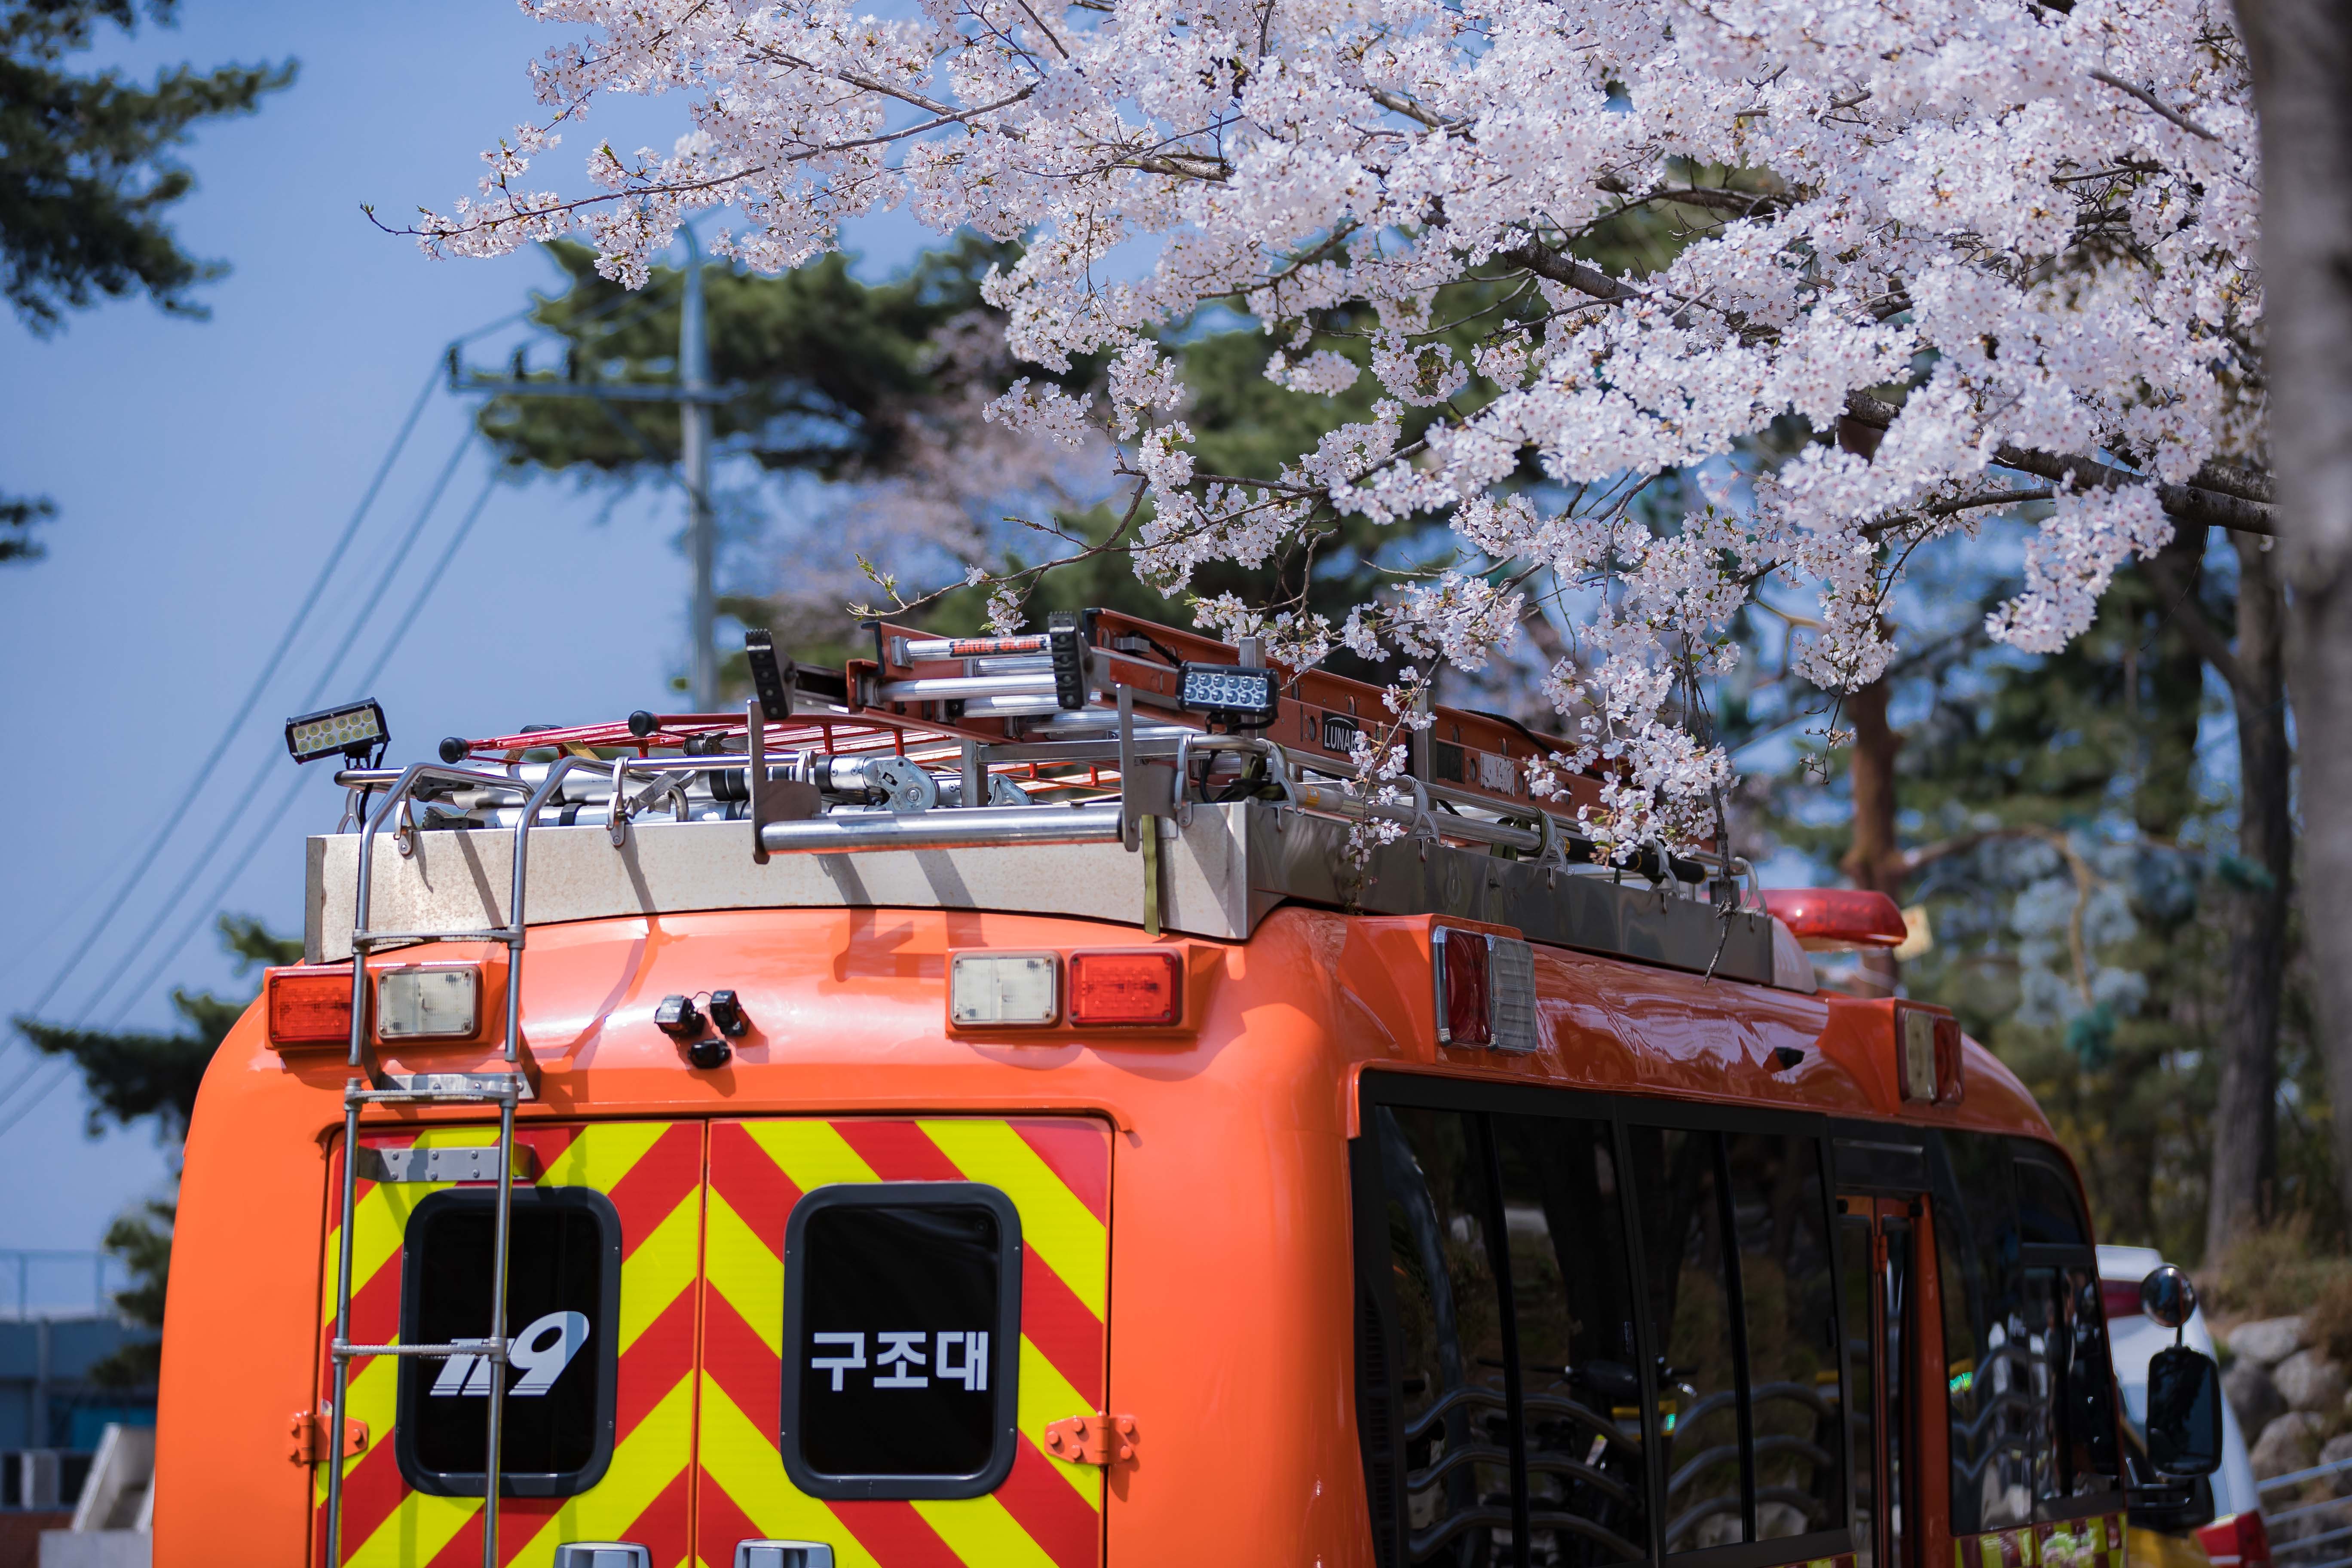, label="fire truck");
[151,609,2225,1568]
